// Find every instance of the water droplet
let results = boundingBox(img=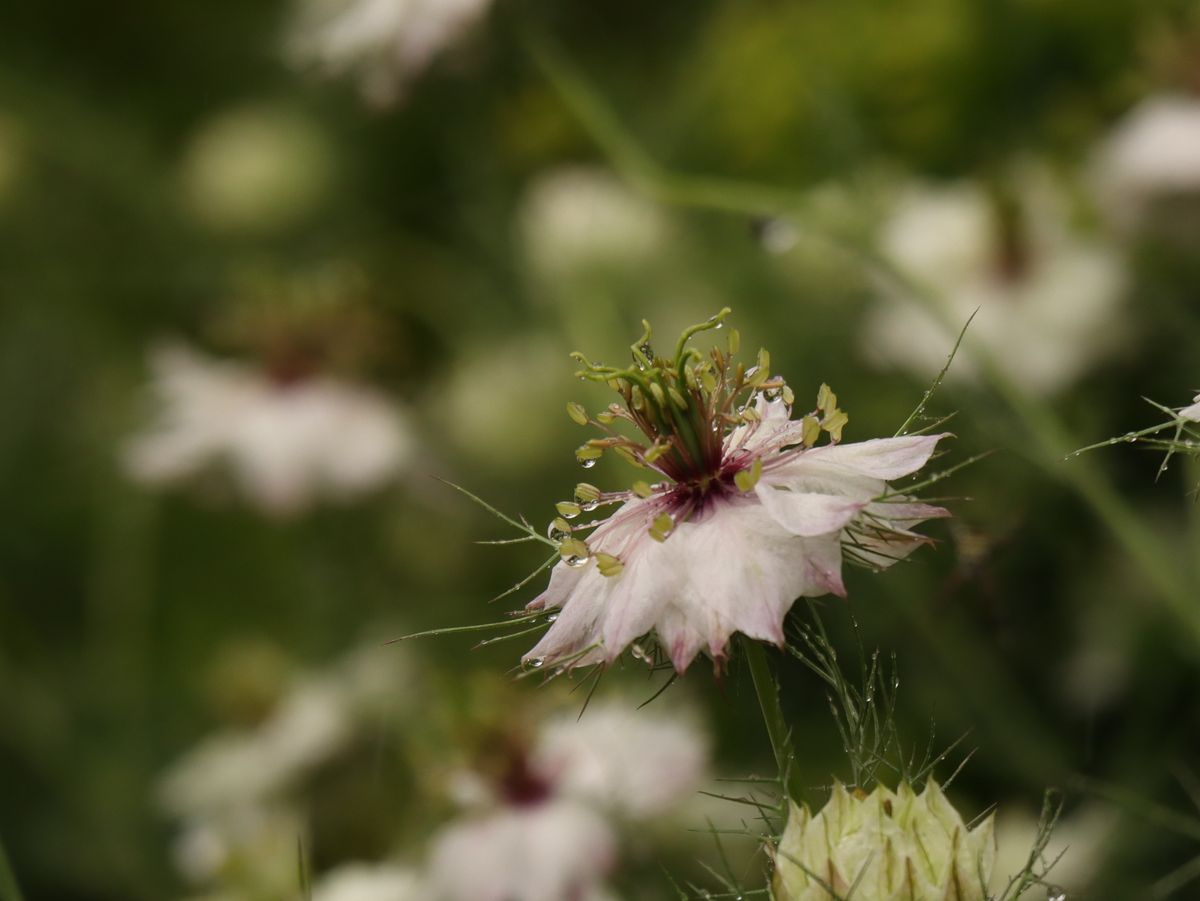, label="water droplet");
[581,500,599,512]
[565,555,588,568]
[547,523,571,542]
[1046,889,1066,901]
[526,657,545,669]
[580,458,597,469]
[631,642,652,664]
[544,613,559,623]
